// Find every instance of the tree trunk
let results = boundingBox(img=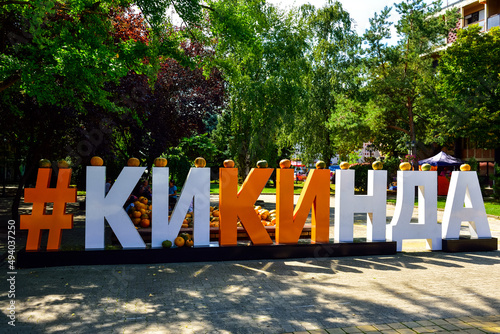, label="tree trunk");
[408,97,416,169]
[11,160,37,224]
